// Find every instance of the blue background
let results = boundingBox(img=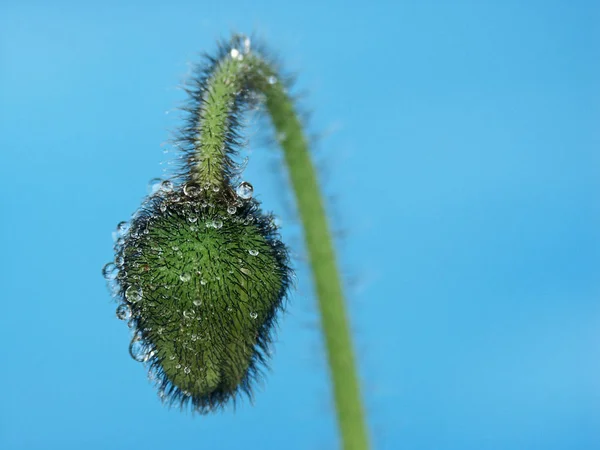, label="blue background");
[1,1,599,449]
